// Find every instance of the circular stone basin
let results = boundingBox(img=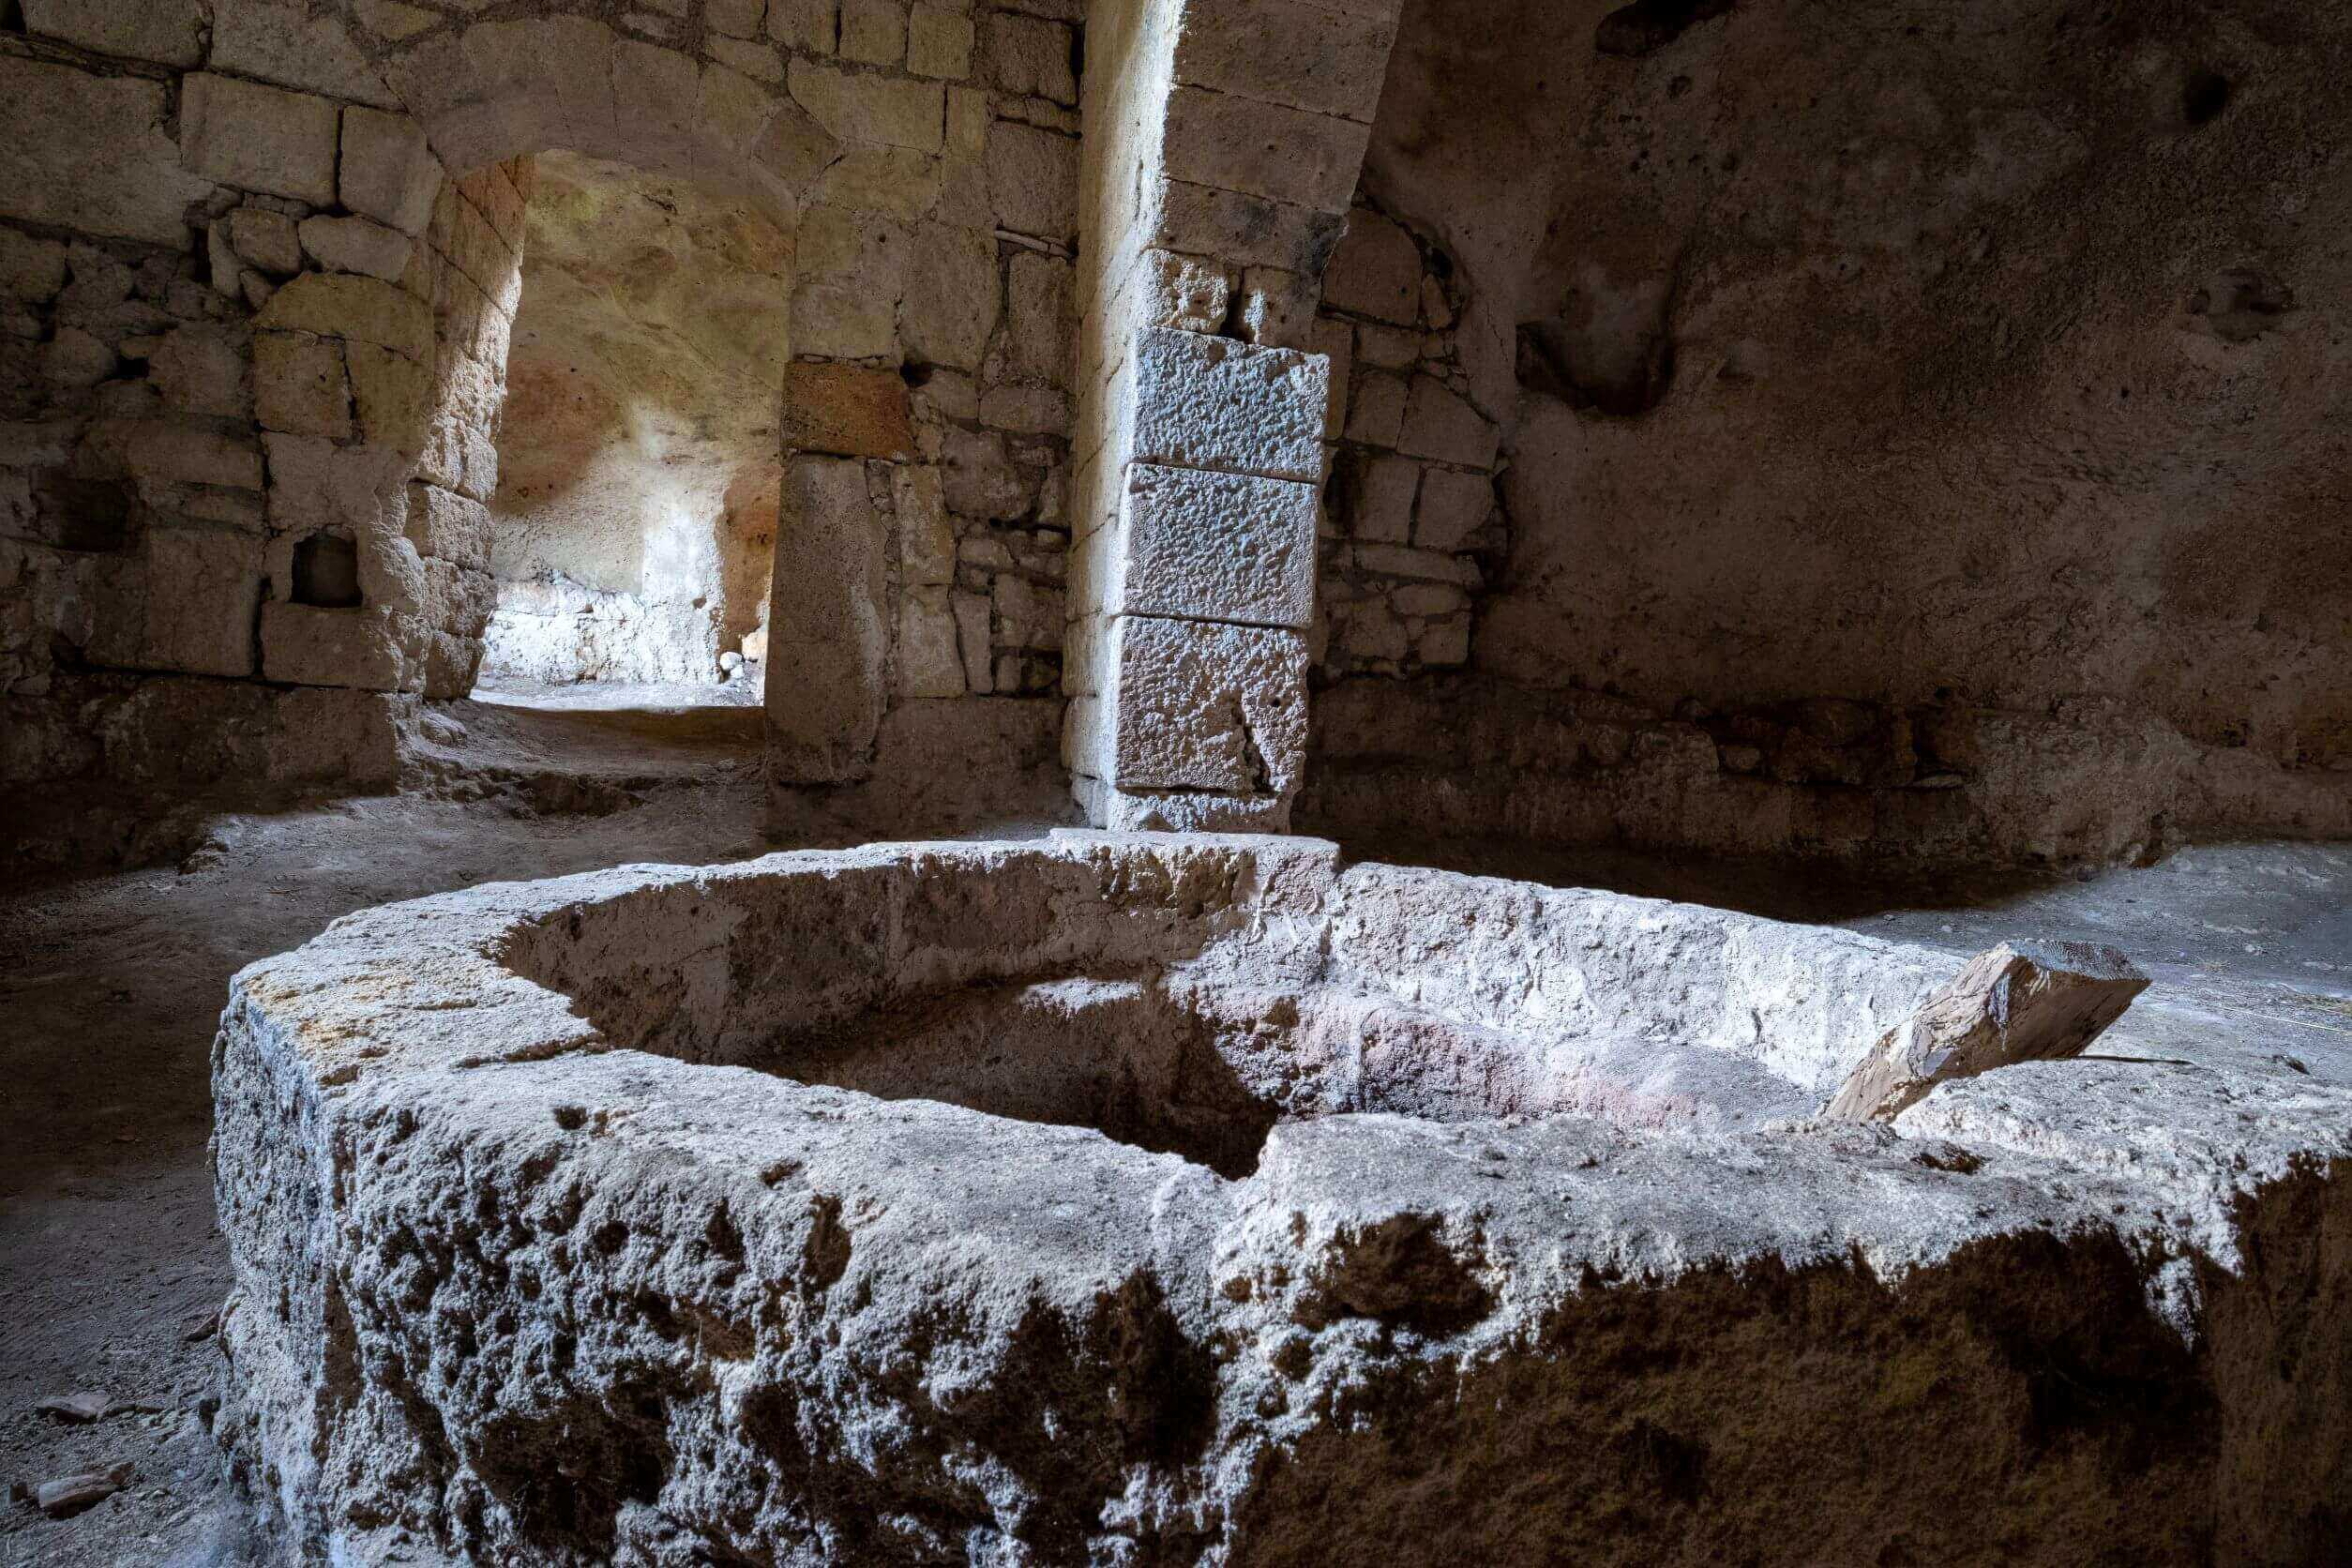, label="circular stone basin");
[213,835,2352,1565]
